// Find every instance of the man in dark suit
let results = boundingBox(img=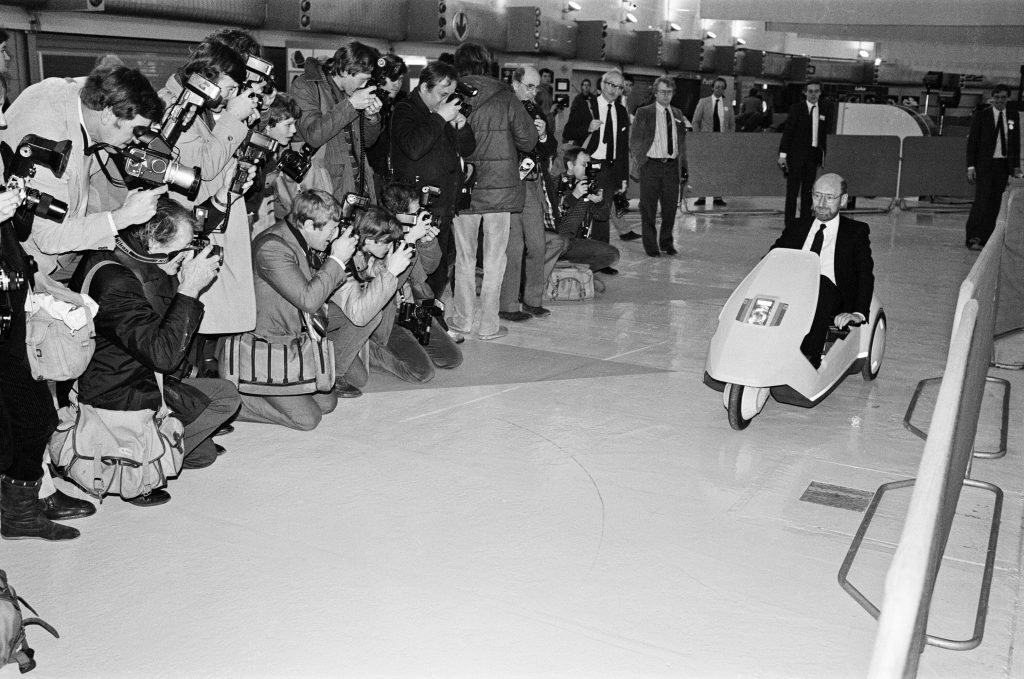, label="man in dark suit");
[772,173,874,369]
[629,76,688,257]
[964,84,1022,250]
[777,80,829,223]
[562,69,630,255]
